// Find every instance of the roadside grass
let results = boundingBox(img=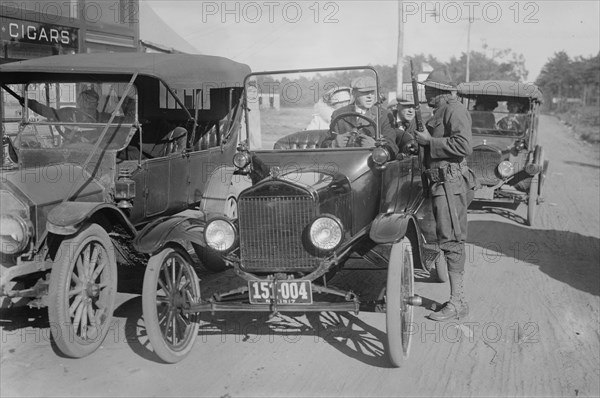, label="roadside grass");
[553,105,600,145]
